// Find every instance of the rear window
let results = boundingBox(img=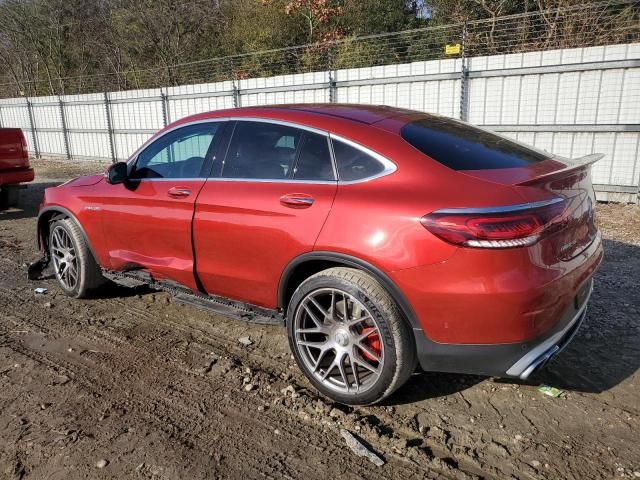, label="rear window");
[400,117,550,170]
[332,139,385,181]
